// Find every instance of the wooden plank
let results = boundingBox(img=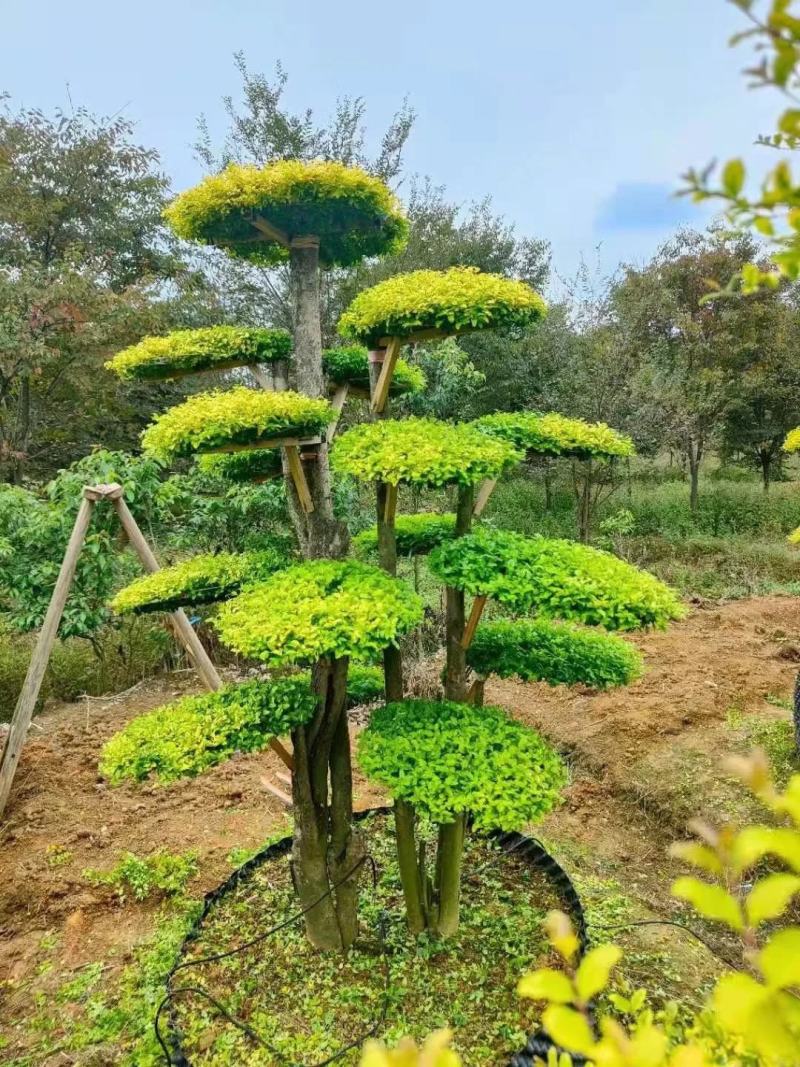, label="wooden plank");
[326,383,349,444]
[473,478,498,517]
[370,337,401,414]
[0,493,97,818]
[261,776,293,807]
[383,482,398,525]
[250,214,290,247]
[285,444,314,513]
[461,595,487,650]
[201,435,322,455]
[377,328,449,347]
